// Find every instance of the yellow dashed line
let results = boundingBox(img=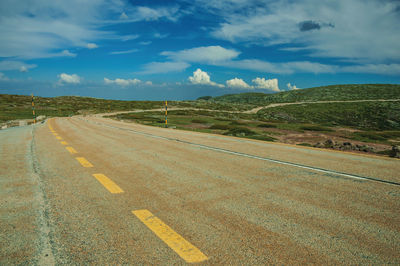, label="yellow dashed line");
[92,174,123,194]
[75,157,93,167]
[65,146,78,154]
[132,209,208,263]
[56,136,62,140]
[60,141,68,145]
